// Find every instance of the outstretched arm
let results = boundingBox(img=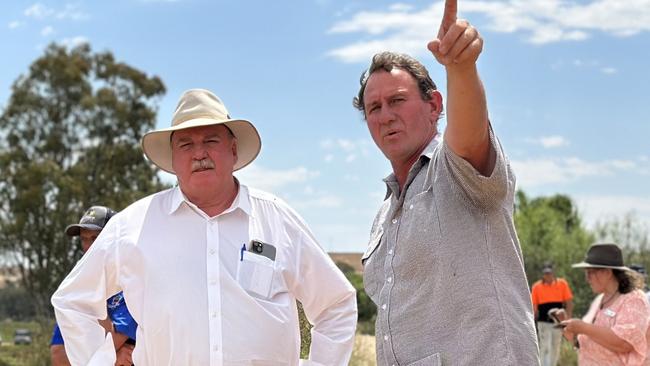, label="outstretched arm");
[428,0,492,176]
